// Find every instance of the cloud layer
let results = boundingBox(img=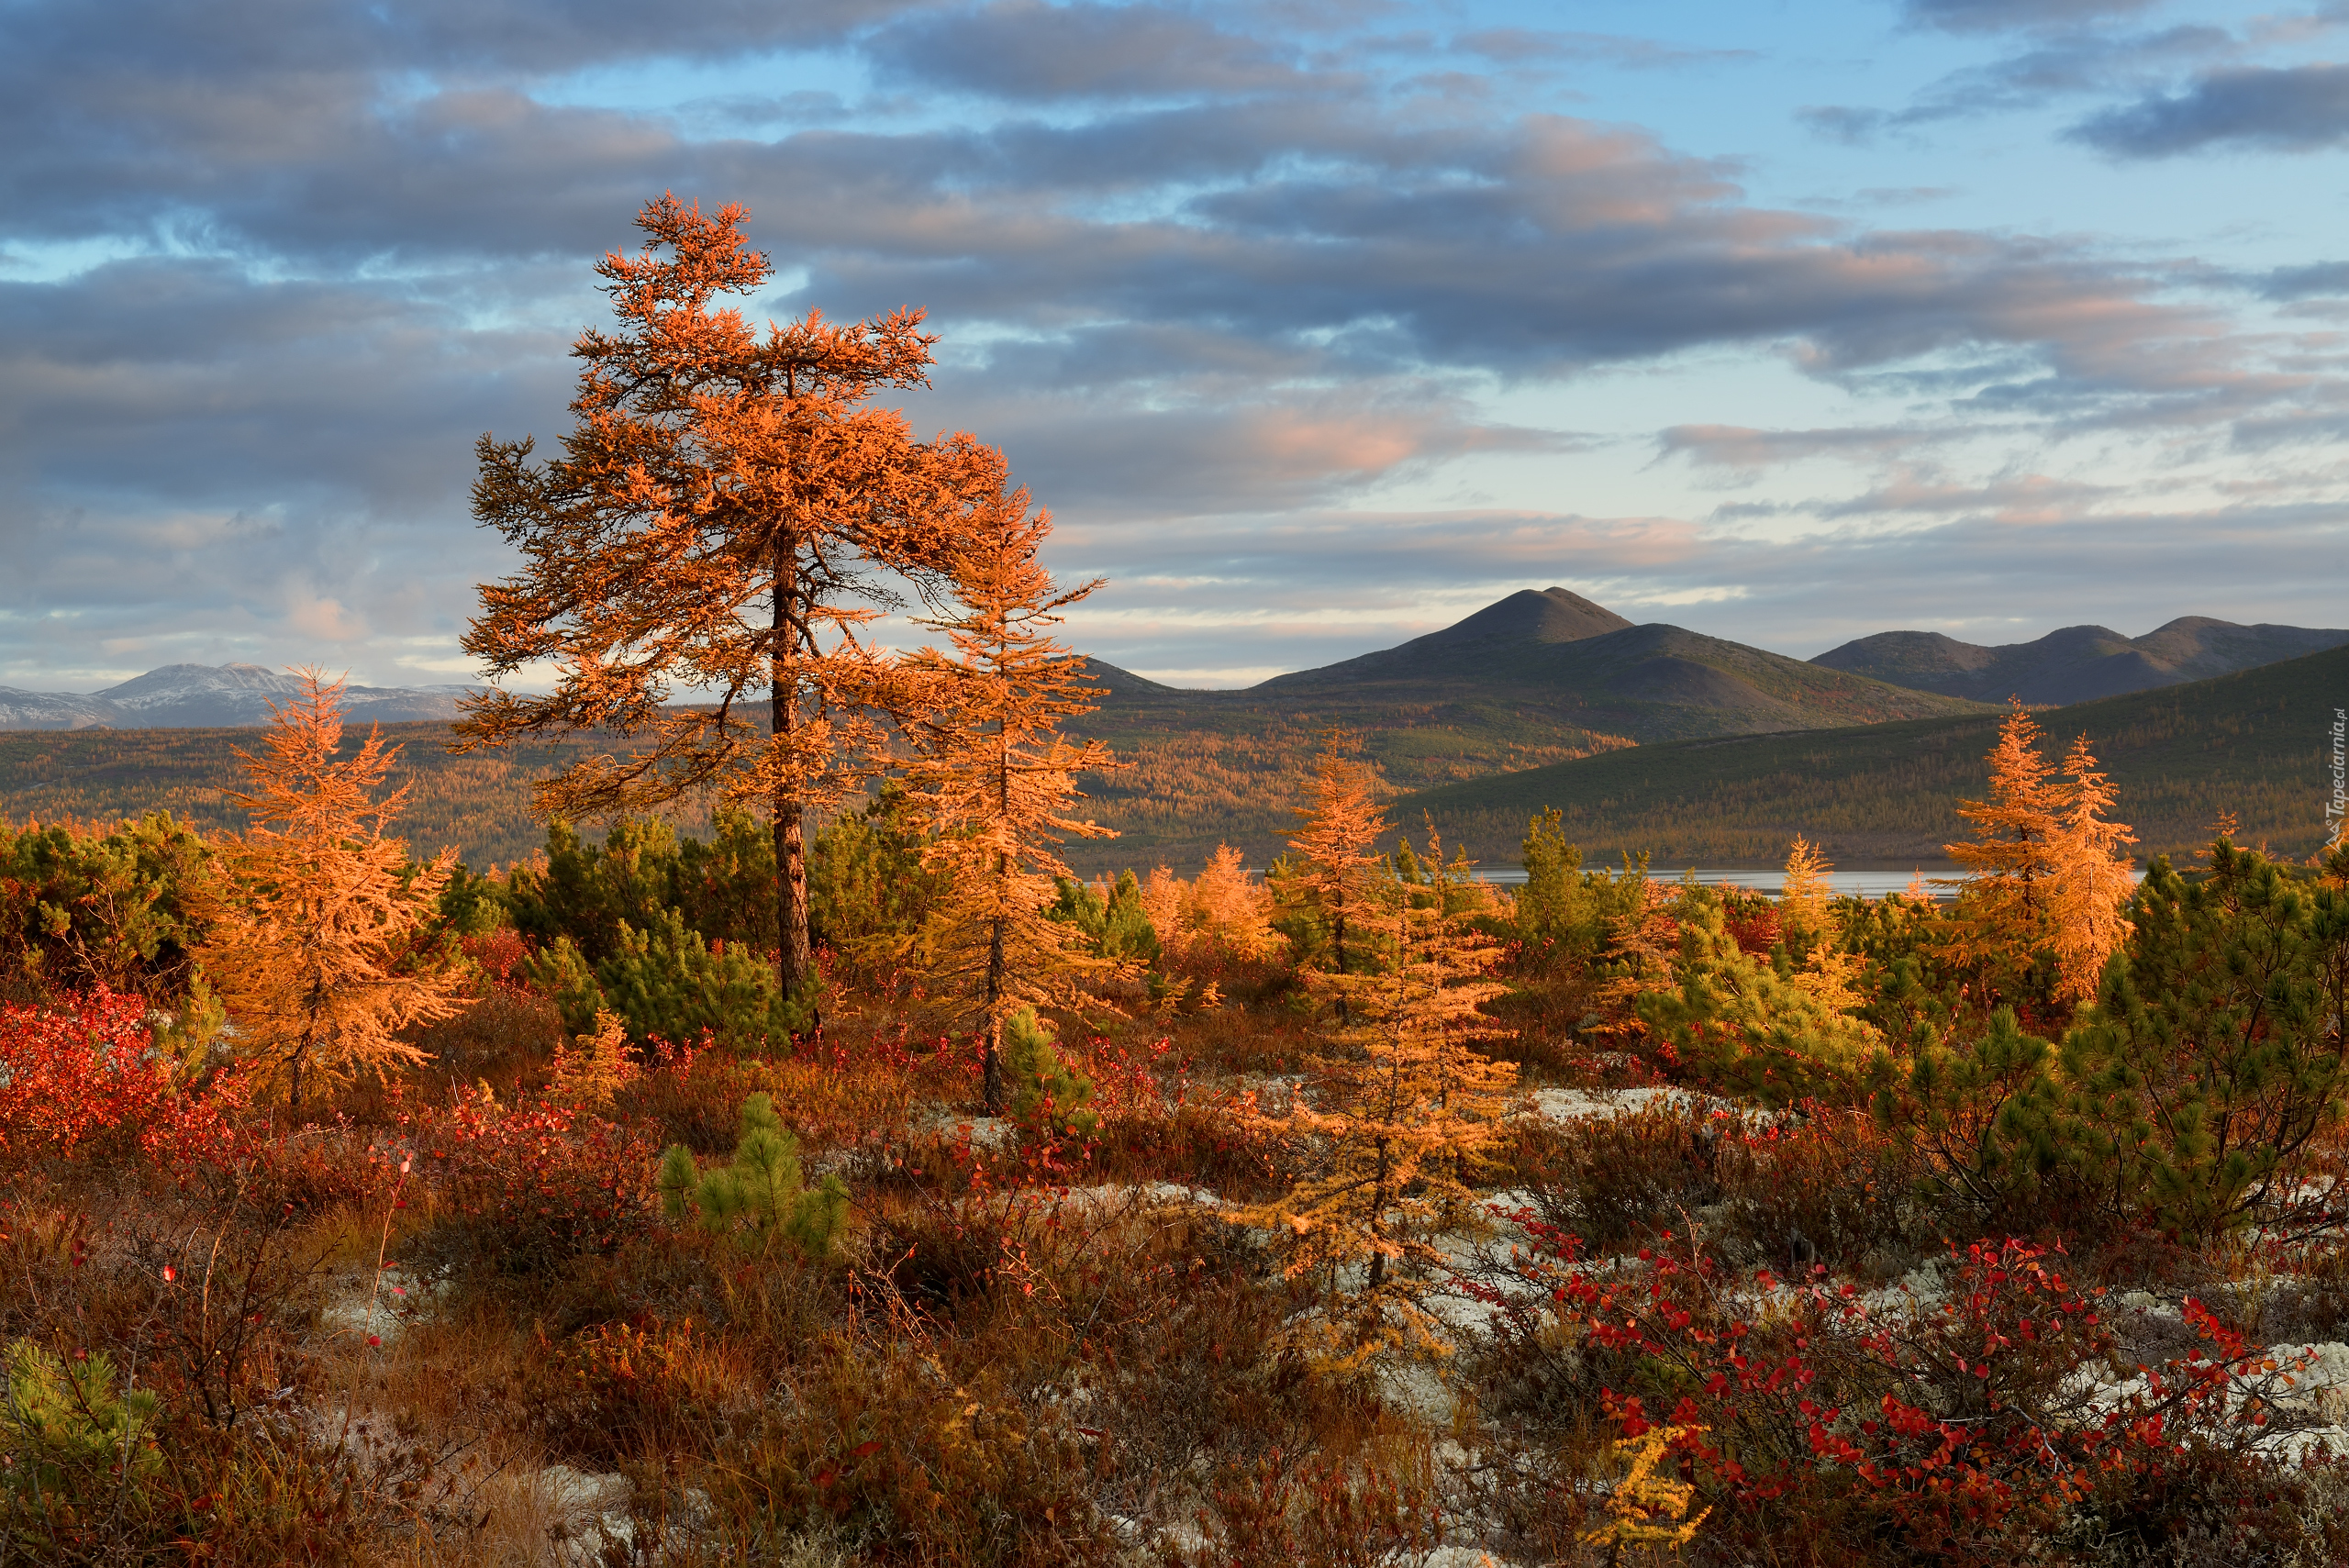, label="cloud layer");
[3,0,2347,690]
